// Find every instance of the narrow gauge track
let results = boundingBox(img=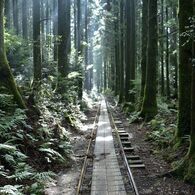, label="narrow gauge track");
[76,102,101,195]
[107,101,142,195]
[76,99,143,195]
